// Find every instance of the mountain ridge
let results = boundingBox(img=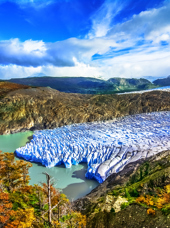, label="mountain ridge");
[6,76,157,94]
[153,75,170,87]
